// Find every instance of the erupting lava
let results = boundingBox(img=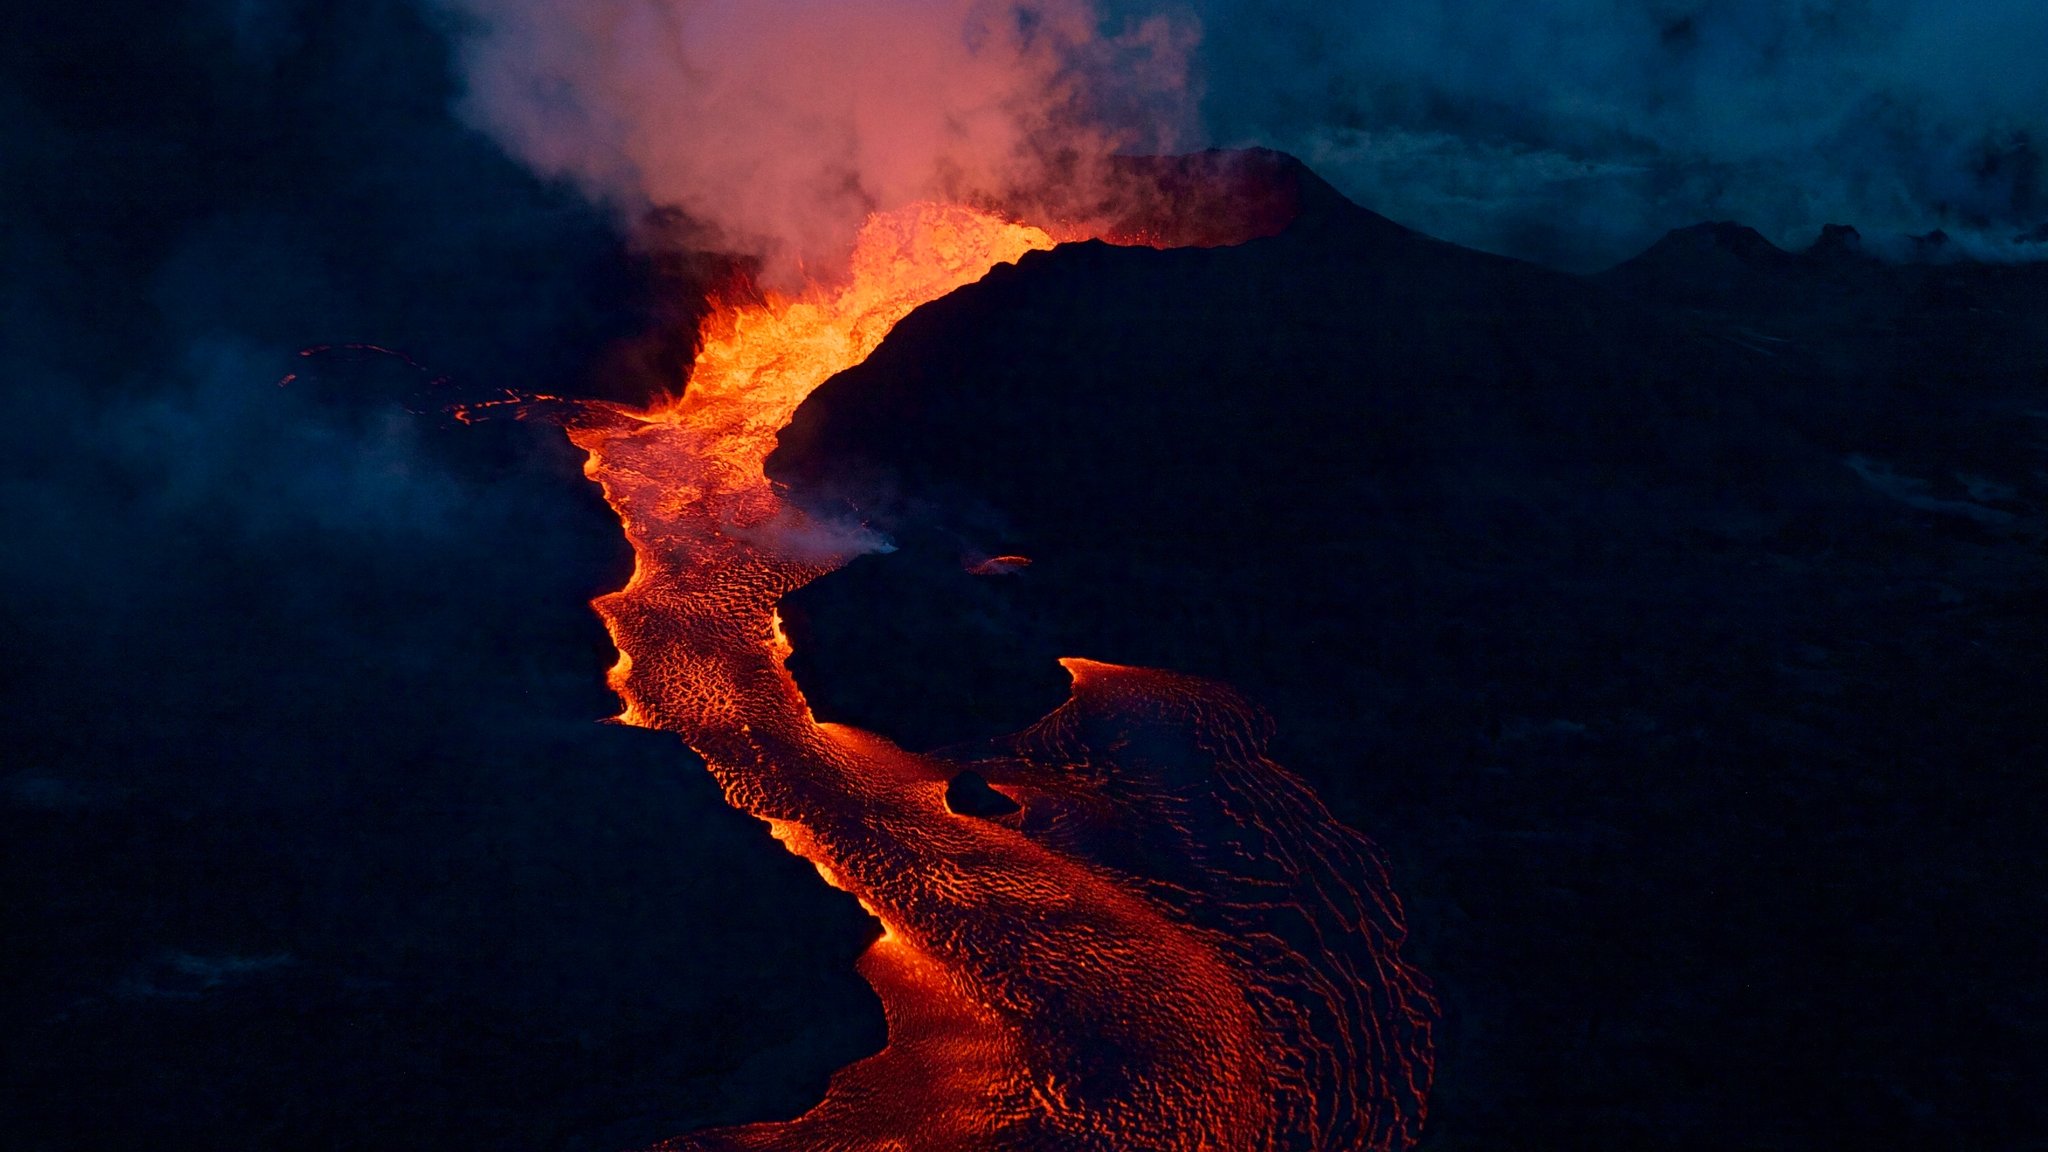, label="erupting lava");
[562,201,1436,1150]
